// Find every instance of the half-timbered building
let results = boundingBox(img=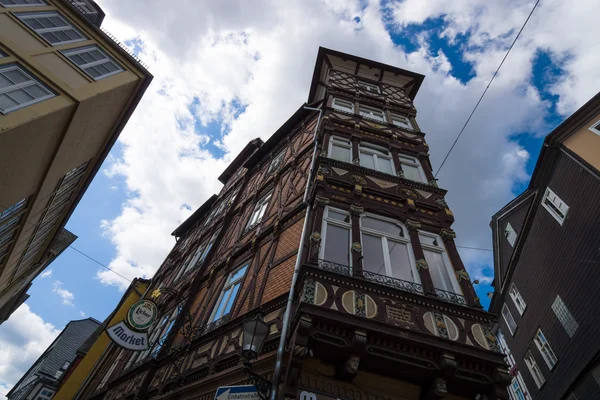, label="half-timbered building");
[77,47,510,400]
